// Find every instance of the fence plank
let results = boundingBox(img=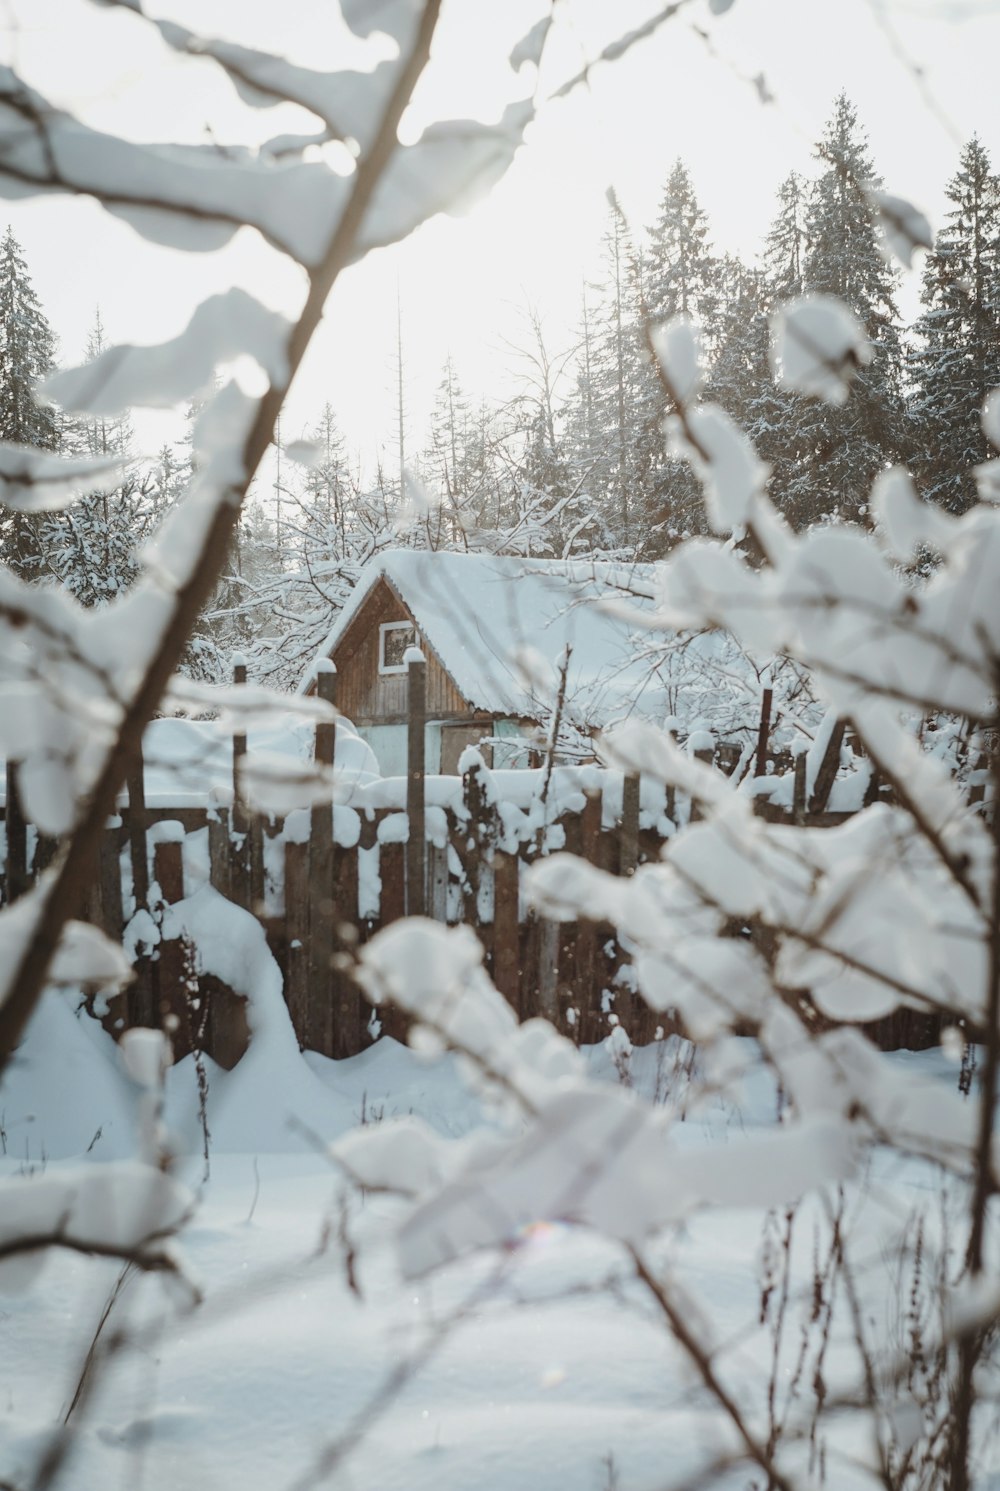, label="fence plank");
[230,659,251,910]
[376,840,406,1042]
[85,843,104,930]
[229,819,250,911]
[125,753,150,913]
[306,664,338,1057]
[208,812,231,901]
[99,826,124,944]
[153,838,184,907]
[32,832,58,880]
[493,850,520,1015]
[428,842,449,922]
[380,841,405,926]
[575,790,601,1036]
[284,840,309,1048]
[205,974,250,1071]
[250,818,265,916]
[536,916,560,1022]
[620,773,640,876]
[331,845,361,1060]
[406,651,426,917]
[4,763,27,905]
[124,747,156,1028]
[152,838,187,1055]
